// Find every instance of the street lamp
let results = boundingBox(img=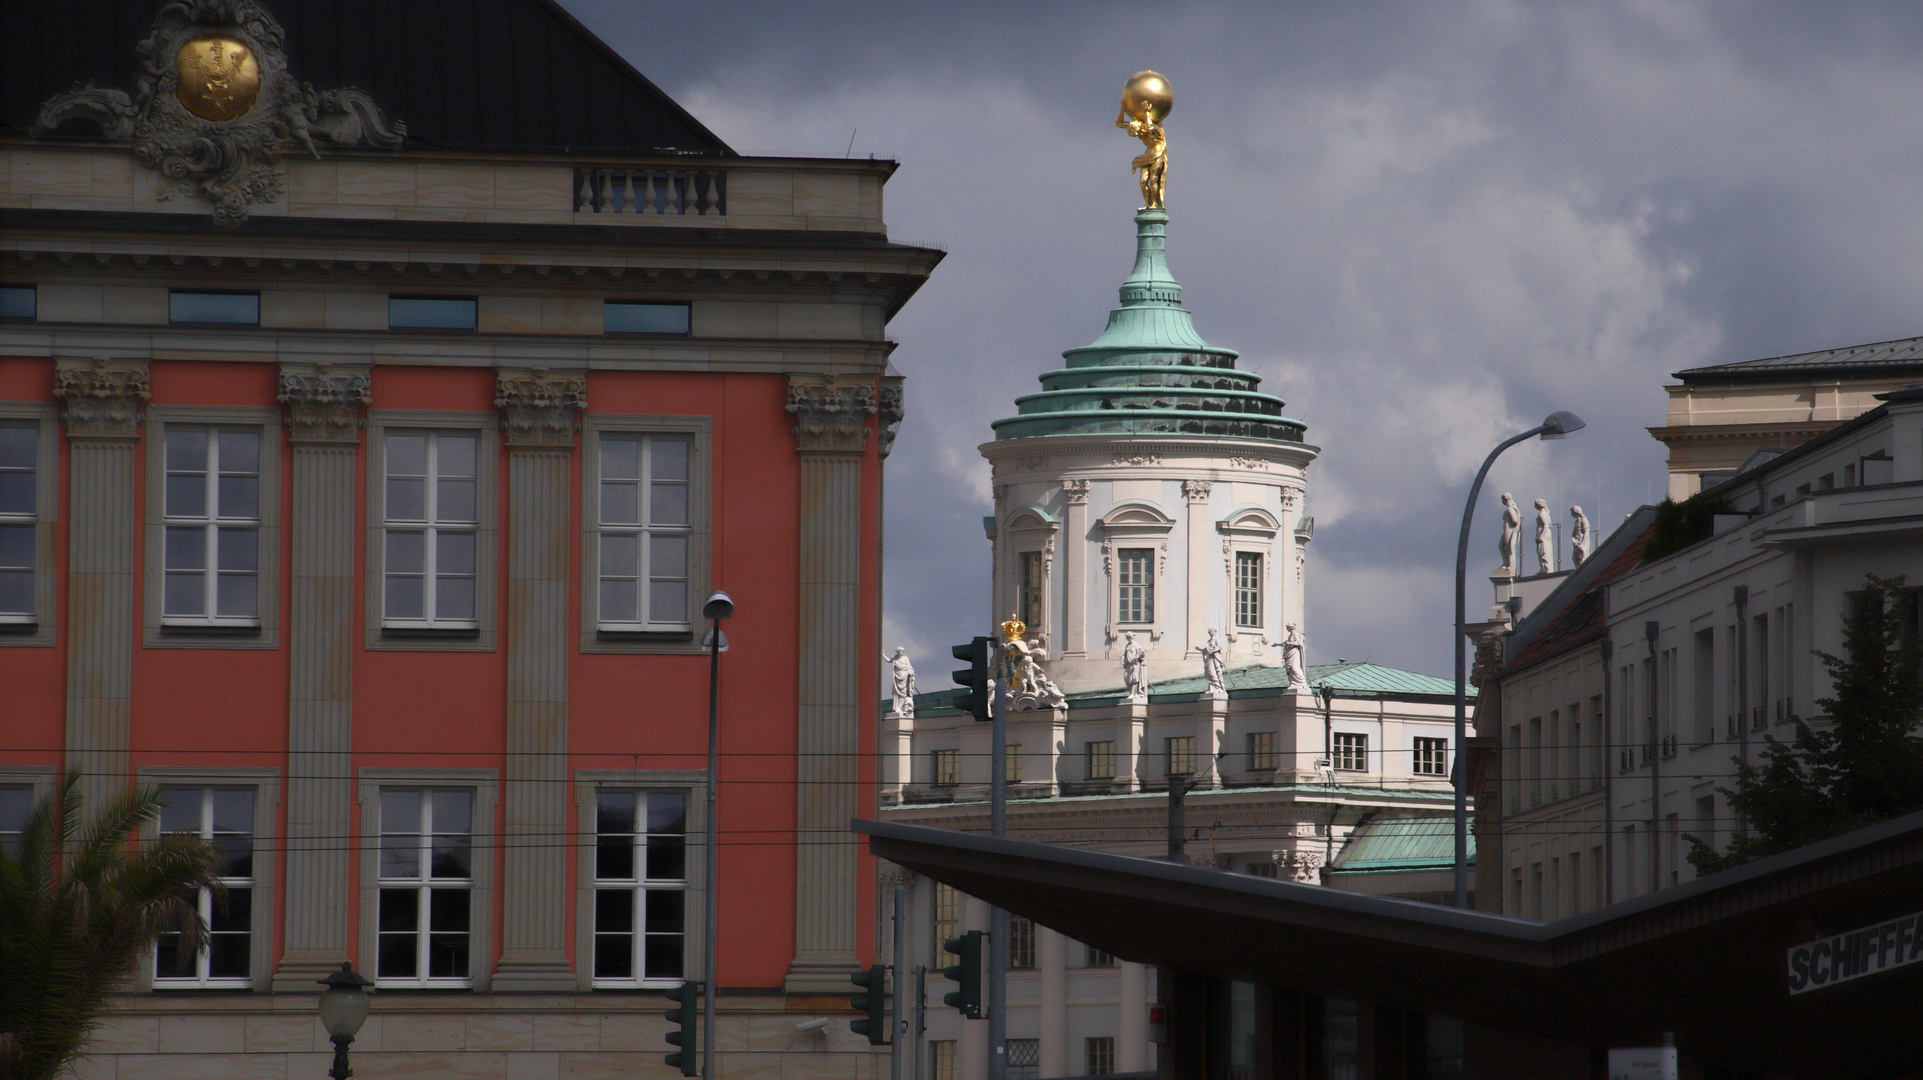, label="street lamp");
[700,590,734,1080]
[1452,411,1585,909]
[317,962,372,1080]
